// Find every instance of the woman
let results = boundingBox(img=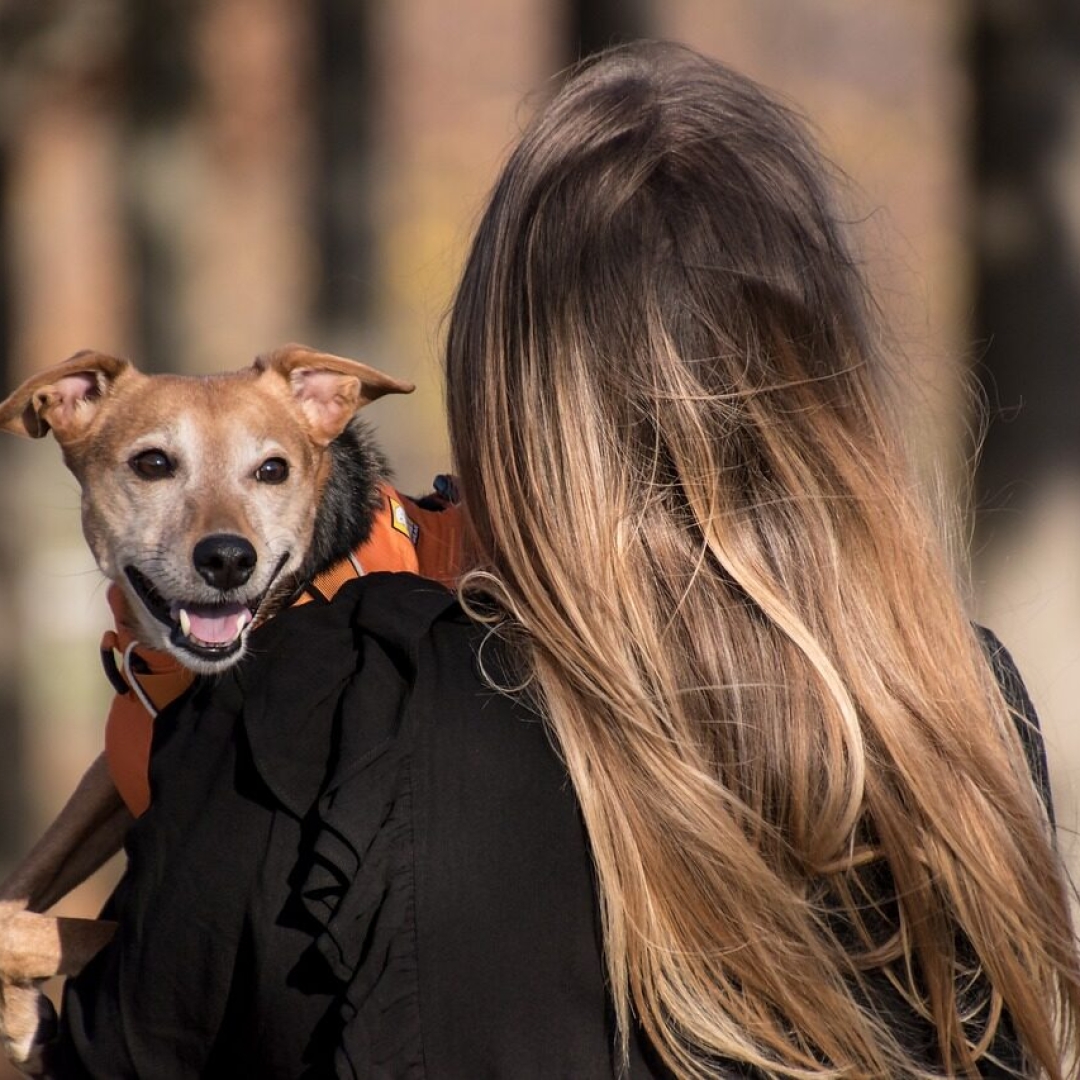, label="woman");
[56,42,1078,1078]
